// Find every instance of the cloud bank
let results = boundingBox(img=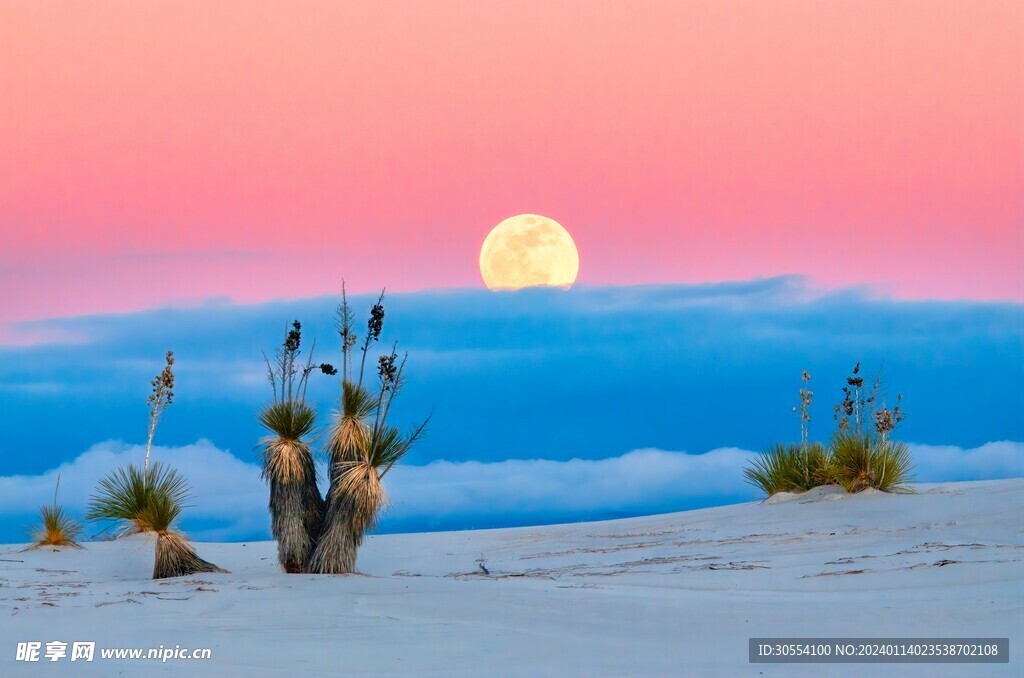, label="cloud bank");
[1,279,1021,481]
[0,439,1020,542]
